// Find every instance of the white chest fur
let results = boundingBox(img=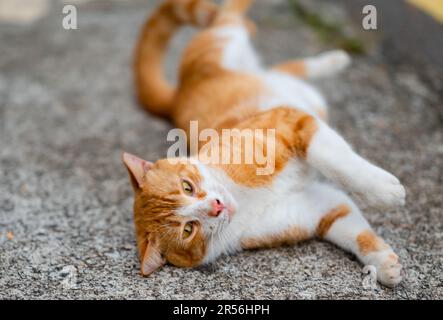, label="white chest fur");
[200,160,315,263]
